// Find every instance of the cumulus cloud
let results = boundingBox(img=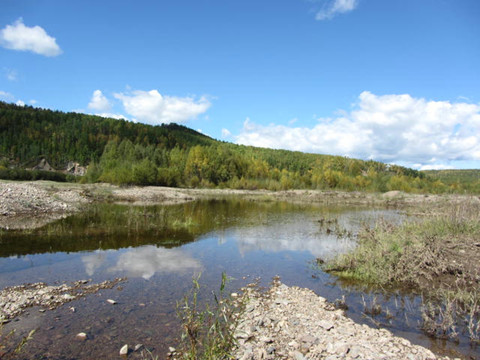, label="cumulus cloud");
[114,89,211,125]
[418,164,455,171]
[0,18,62,56]
[88,90,112,112]
[95,112,128,120]
[0,91,28,107]
[236,91,480,169]
[316,0,359,20]
[221,128,232,138]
